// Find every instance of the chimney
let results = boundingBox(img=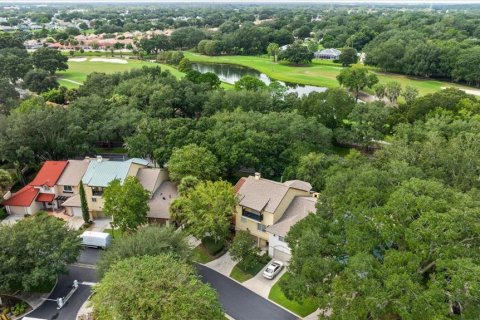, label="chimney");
[254,172,261,180]
[96,155,103,162]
